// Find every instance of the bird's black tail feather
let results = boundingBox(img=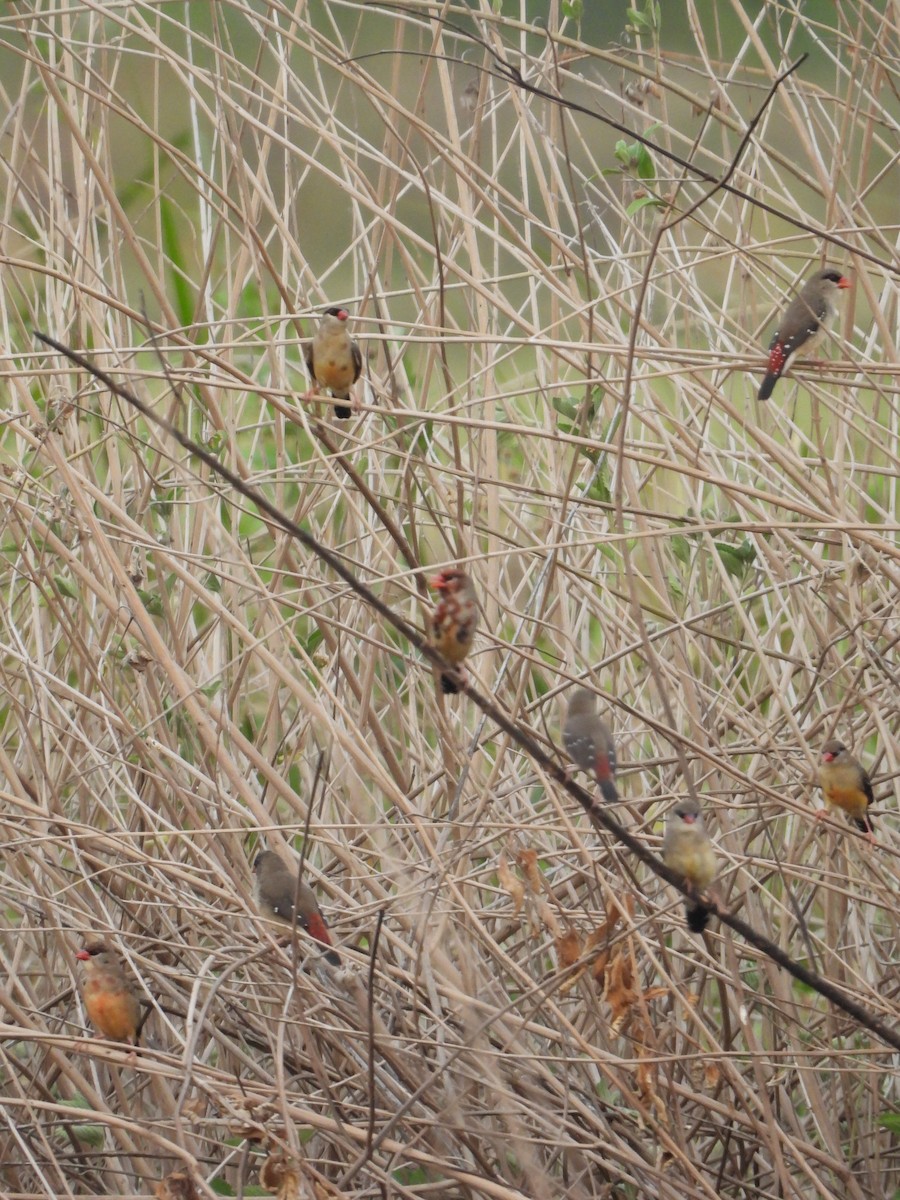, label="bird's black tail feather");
[335,404,352,419]
[686,902,711,933]
[757,374,778,401]
[599,779,619,804]
[440,672,459,695]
